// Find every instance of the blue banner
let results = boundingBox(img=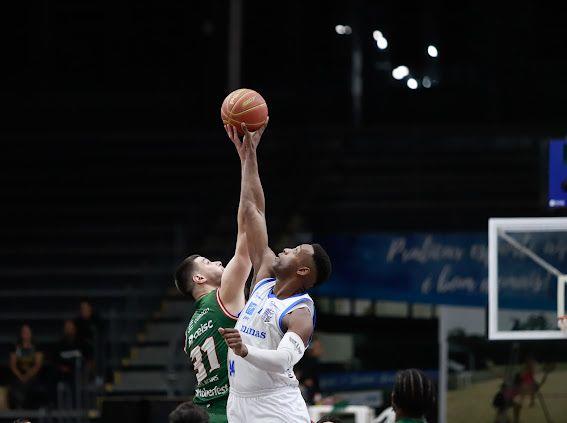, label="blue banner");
[320,370,438,391]
[314,233,566,308]
[314,233,489,306]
